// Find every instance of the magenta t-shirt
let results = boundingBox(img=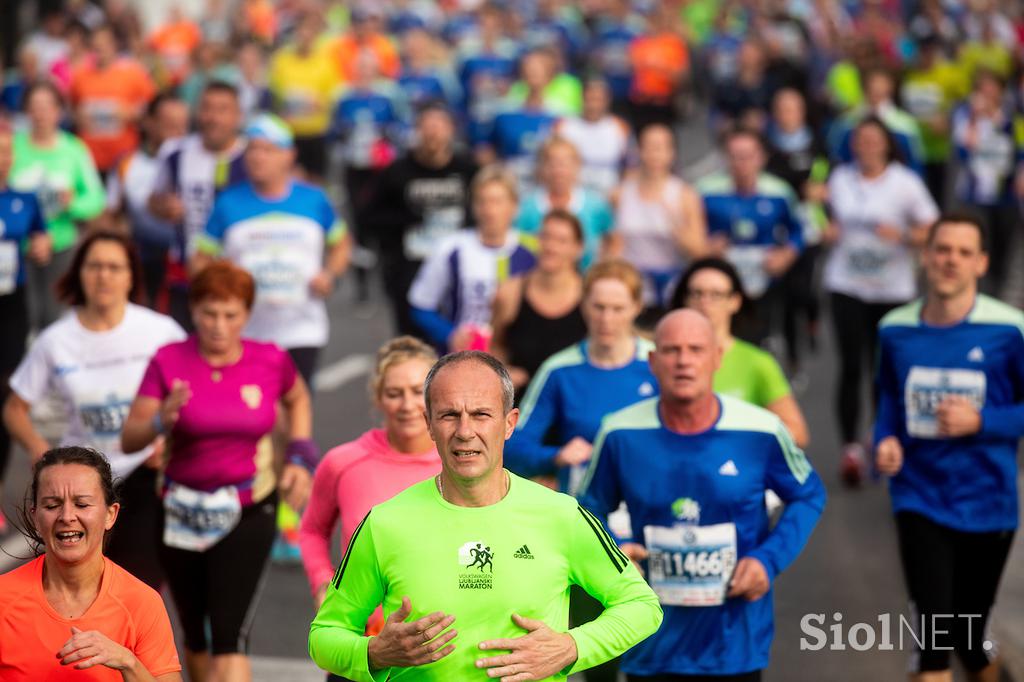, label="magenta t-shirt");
[137,336,297,499]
